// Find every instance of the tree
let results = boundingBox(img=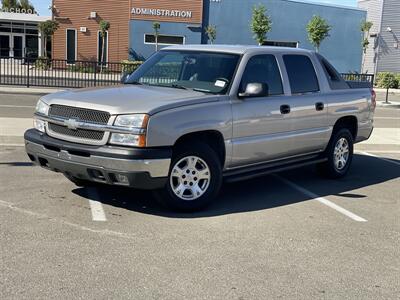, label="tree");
[361,20,373,73]
[250,4,272,45]
[377,72,398,103]
[99,20,110,71]
[1,0,34,11]
[205,25,217,44]
[152,22,161,52]
[307,15,331,52]
[1,0,18,9]
[19,0,34,11]
[38,20,59,58]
